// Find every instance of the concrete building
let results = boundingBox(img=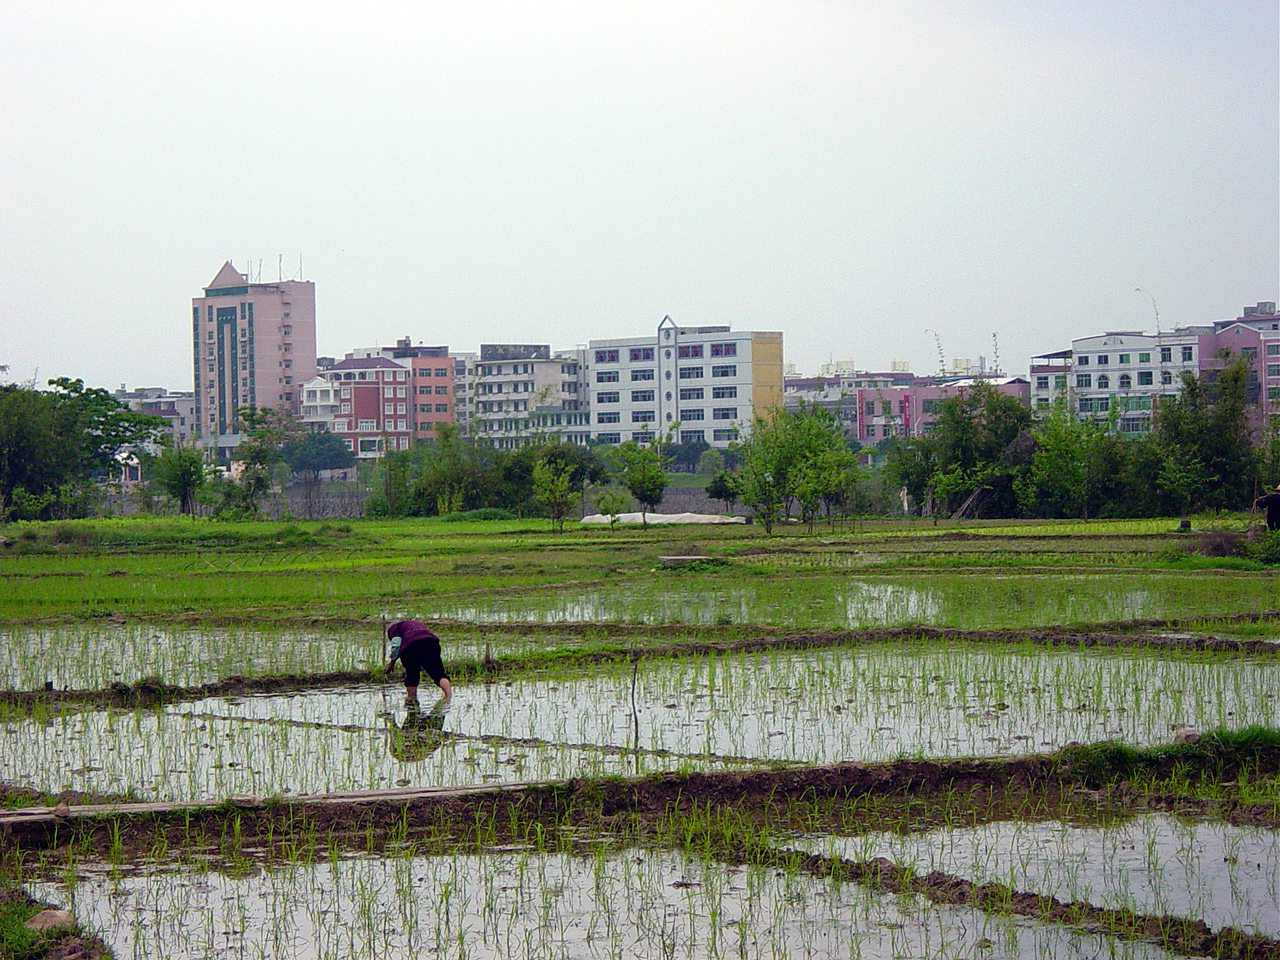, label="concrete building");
[1029,301,1279,435]
[192,262,317,460]
[472,344,589,448]
[114,386,198,447]
[452,352,477,436]
[586,317,783,448]
[343,338,456,442]
[300,357,413,459]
